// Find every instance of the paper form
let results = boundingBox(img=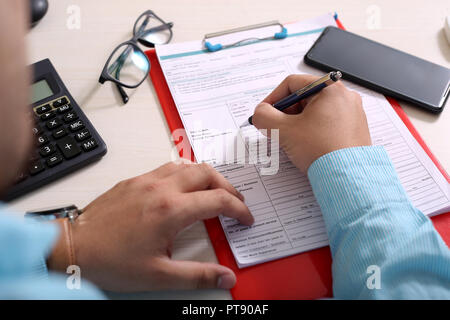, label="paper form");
[156,14,450,267]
